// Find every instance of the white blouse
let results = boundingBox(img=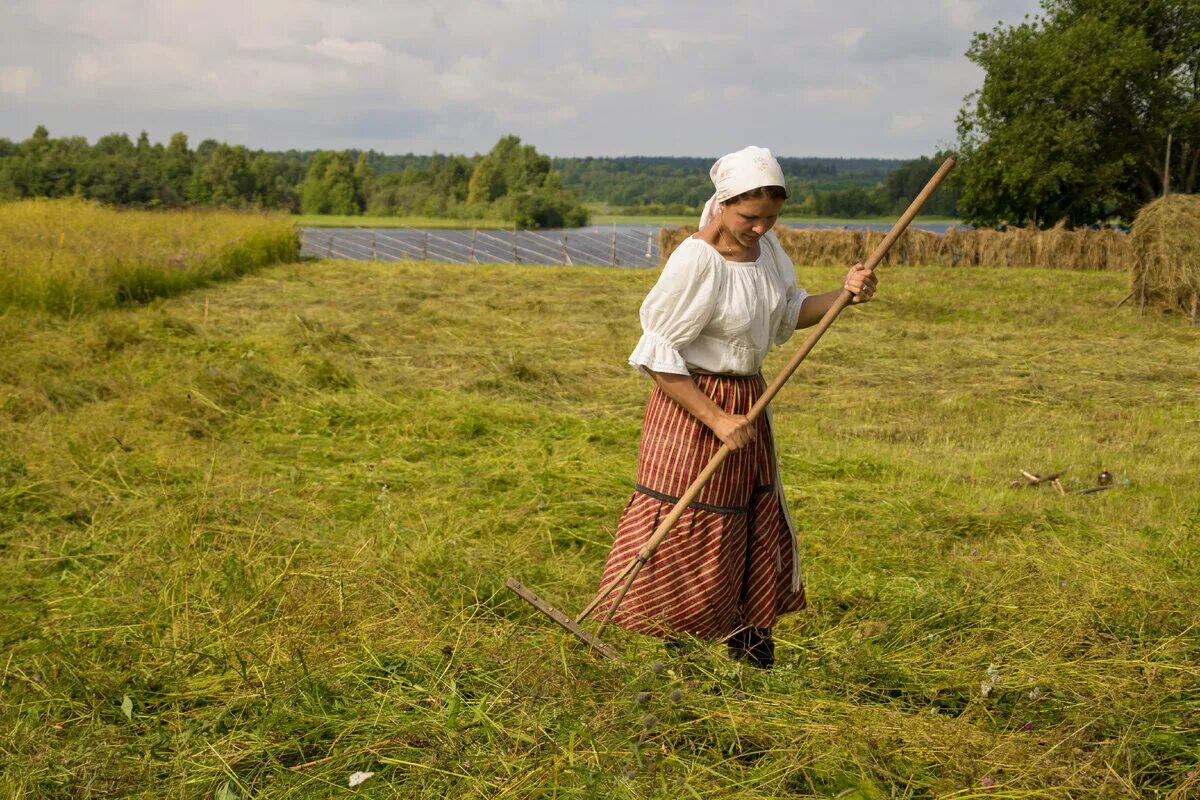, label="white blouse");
[629,233,808,376]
